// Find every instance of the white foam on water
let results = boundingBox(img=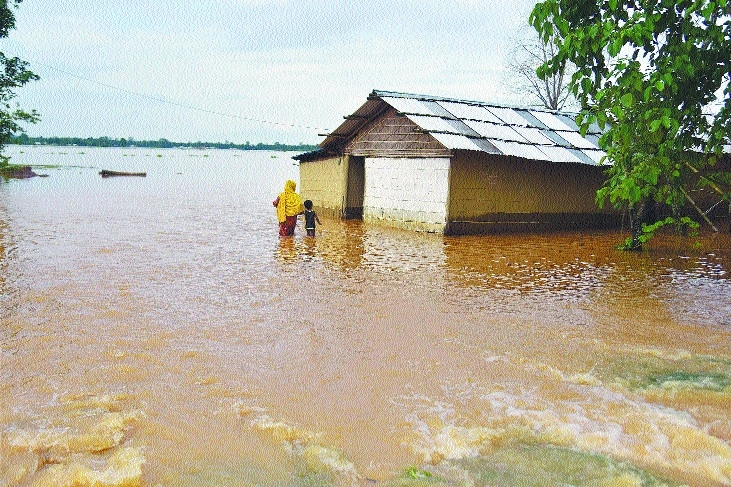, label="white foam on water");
[7,410,143,455]
[251,413,360,486]
[1,394,146,486]
[28,446,146,487]
[405,381,731,485]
